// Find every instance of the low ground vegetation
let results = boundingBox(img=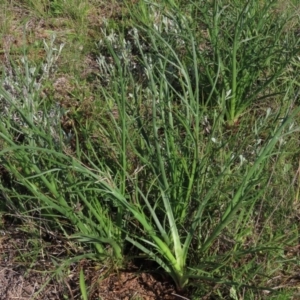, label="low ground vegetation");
[0,0,300,299]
